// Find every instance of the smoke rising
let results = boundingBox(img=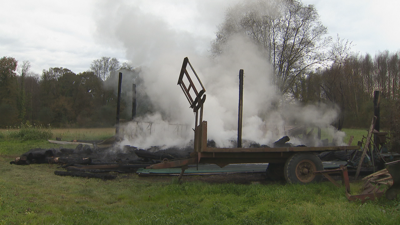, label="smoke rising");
[94,0,345,149]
